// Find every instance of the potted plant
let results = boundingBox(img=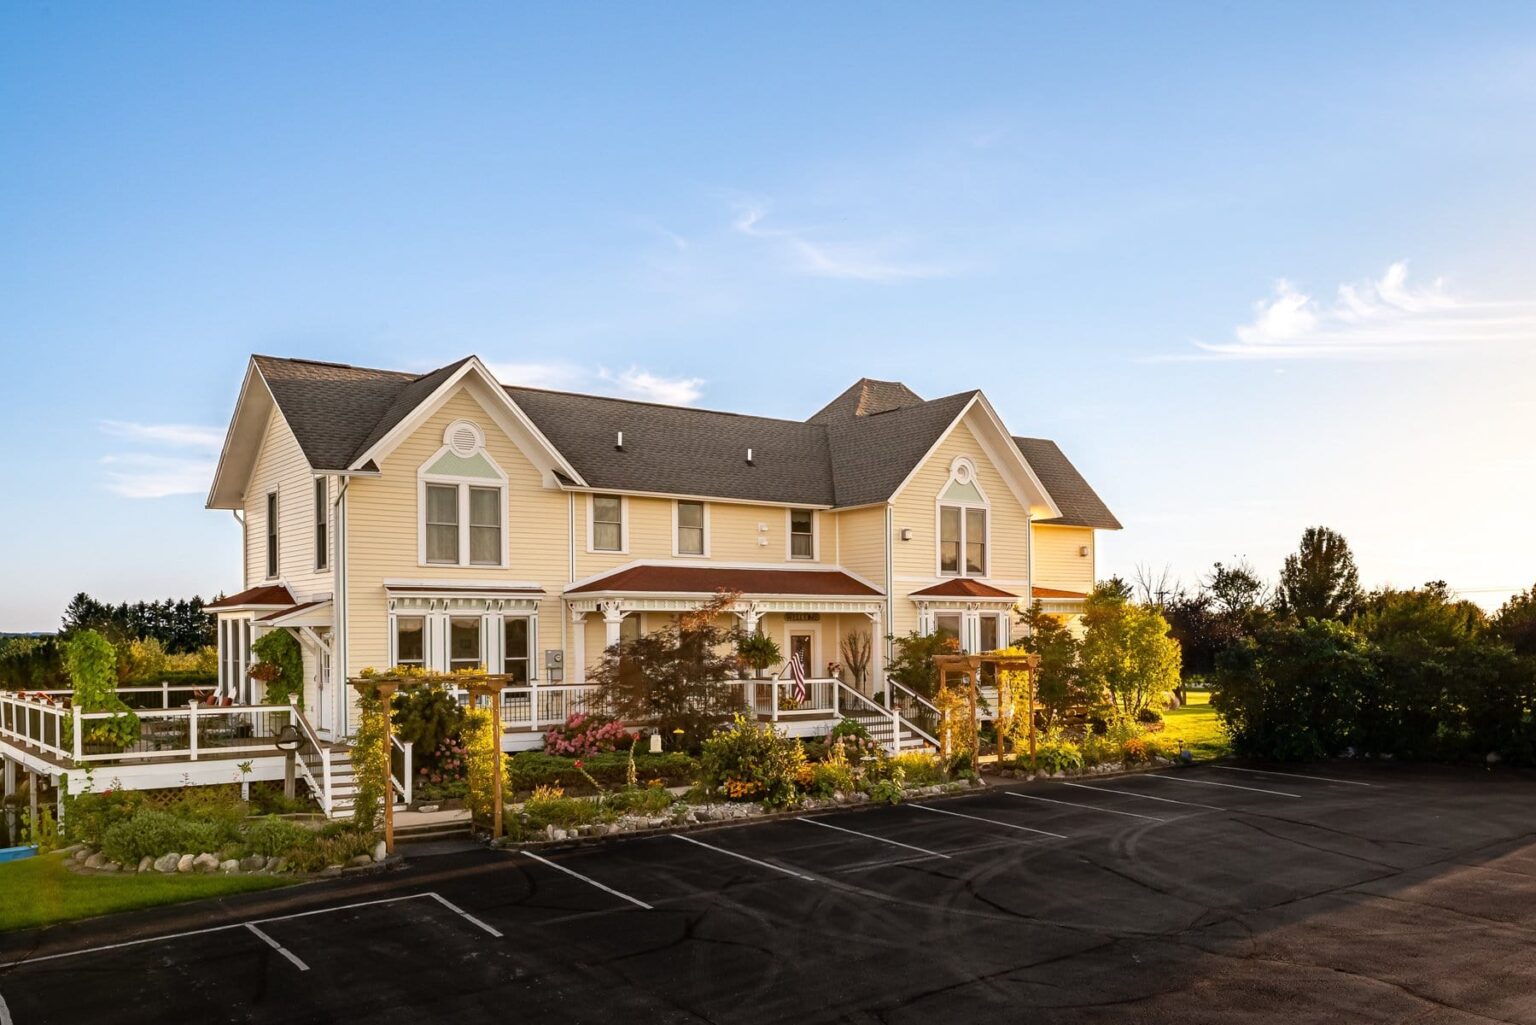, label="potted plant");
[736,632,782,680]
